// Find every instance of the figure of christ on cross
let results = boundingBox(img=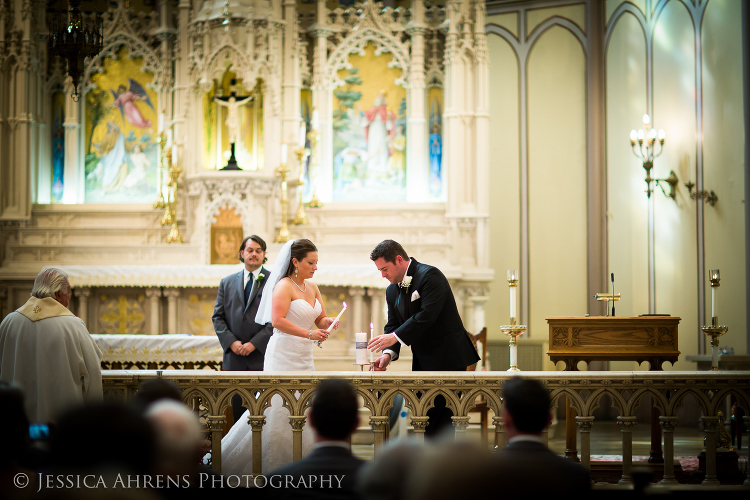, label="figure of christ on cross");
[213,81,253,170]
